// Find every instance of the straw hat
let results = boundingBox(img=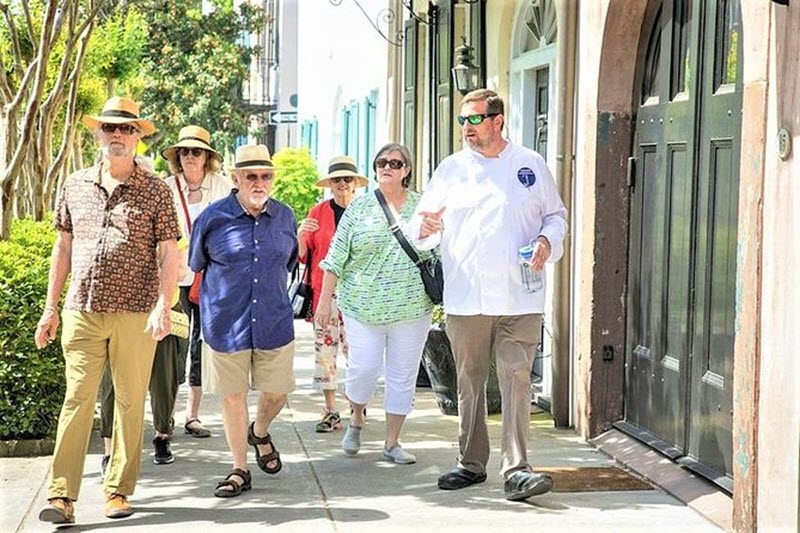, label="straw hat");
[316,156,368,188]
[161,125,223,163]
[230,144,274,172]
[81,96,156,136]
